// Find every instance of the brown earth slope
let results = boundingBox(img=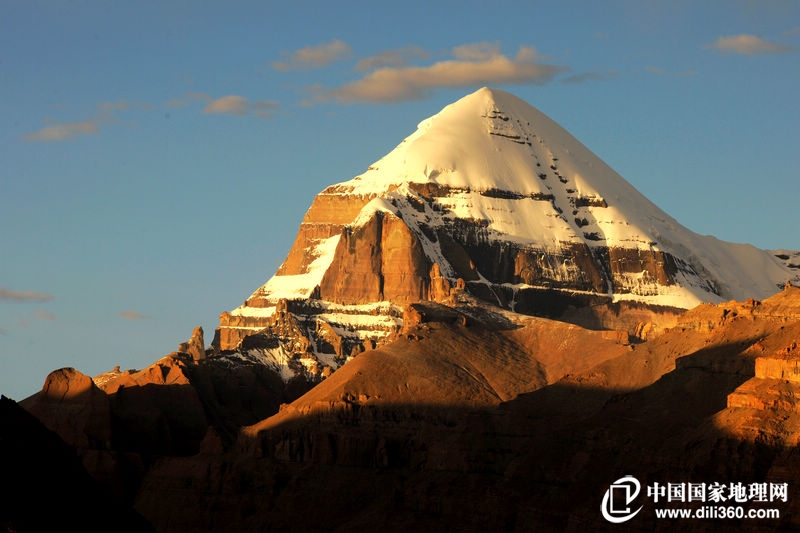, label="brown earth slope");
[118,287,800,532]
[15,286,800,532]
